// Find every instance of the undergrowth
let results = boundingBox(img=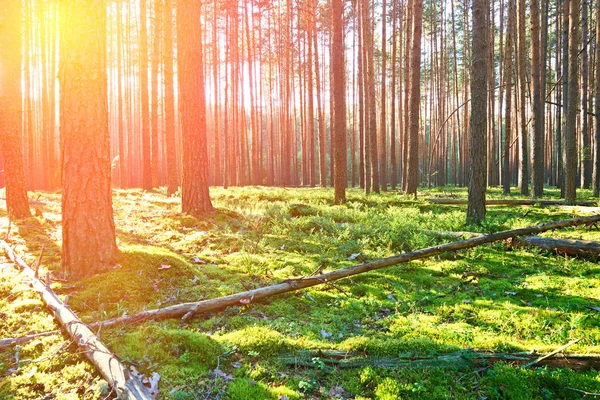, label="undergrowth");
[0,185,599,399]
